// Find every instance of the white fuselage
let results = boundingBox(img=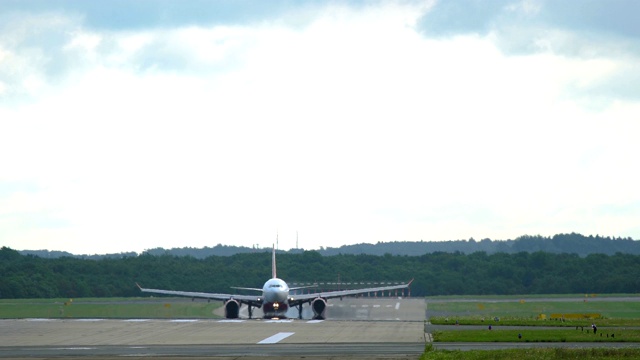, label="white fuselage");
[261,278,290,317]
